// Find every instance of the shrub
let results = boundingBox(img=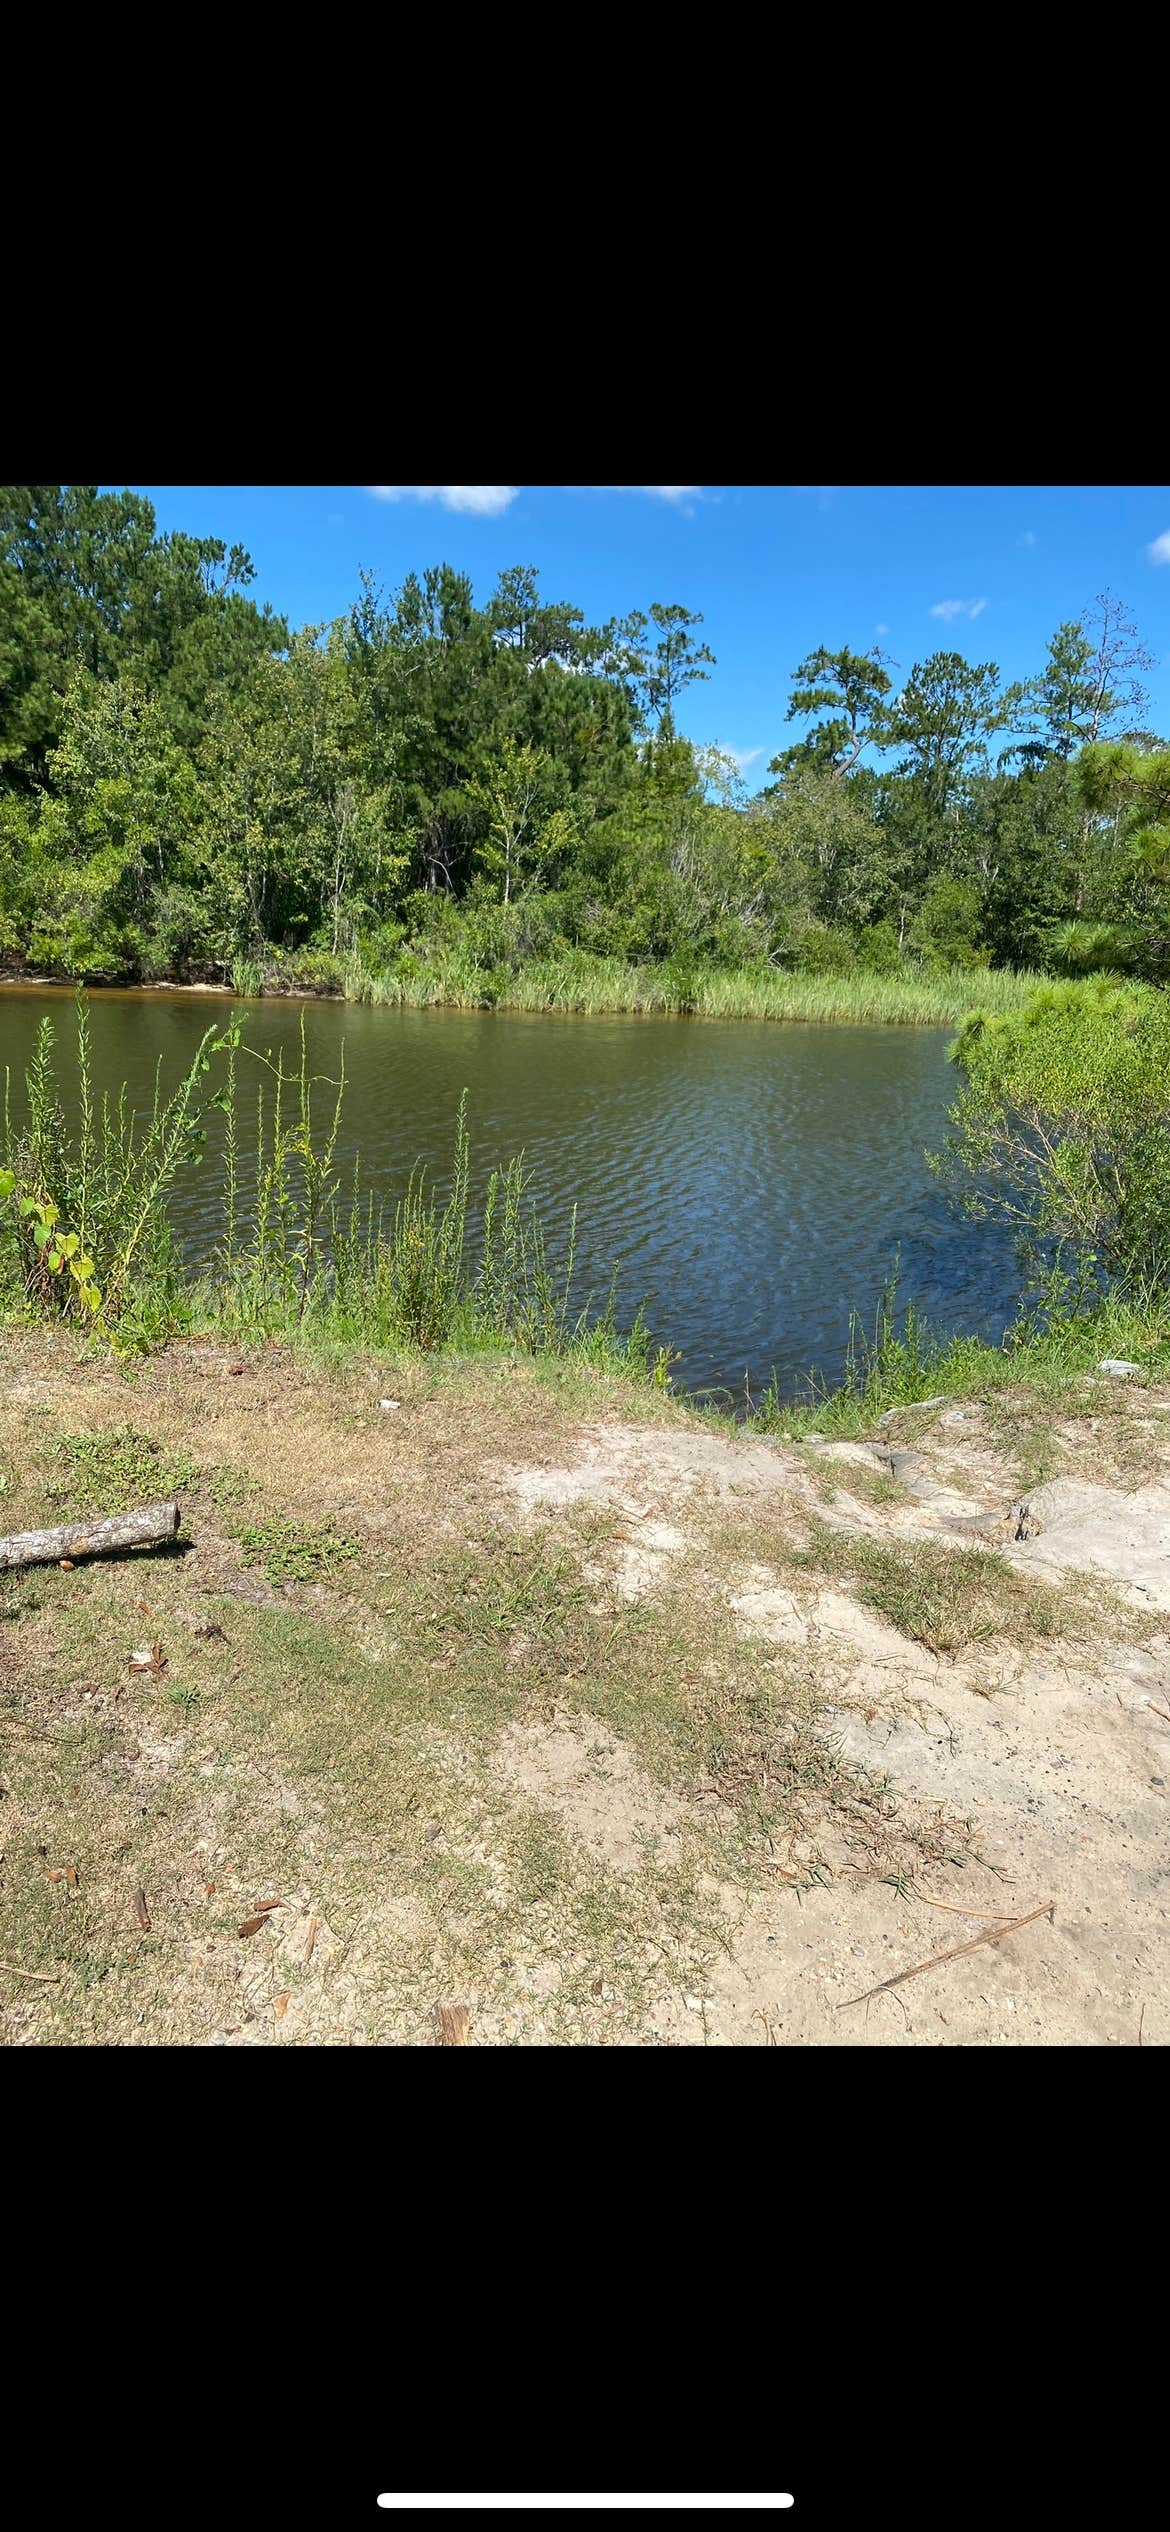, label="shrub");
[941,977,1170,1300]
[795,926,856,976]
[856,922,904,974]
[909,878,988,971]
